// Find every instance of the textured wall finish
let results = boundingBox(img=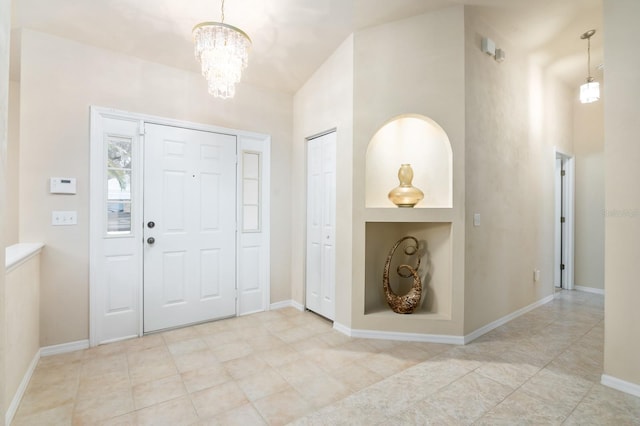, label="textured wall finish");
[464,9,574,334]
[574,98,604,291]
[6,82,18,246]
[603,0,640,387]
[292,35,354,326]
[18,29,293,346]
[0,0,10,420]
[352,6,466,335]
